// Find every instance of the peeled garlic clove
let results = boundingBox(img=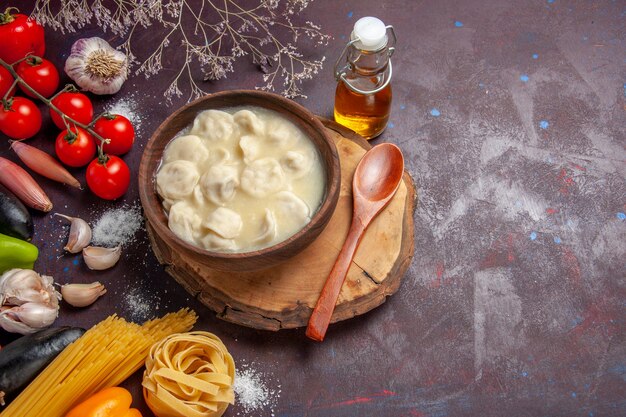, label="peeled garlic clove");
[55,213,92,253]
[0,268,61,307]
[61,282,107,307]
[0,302,58,334]
[82,246,121,270]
